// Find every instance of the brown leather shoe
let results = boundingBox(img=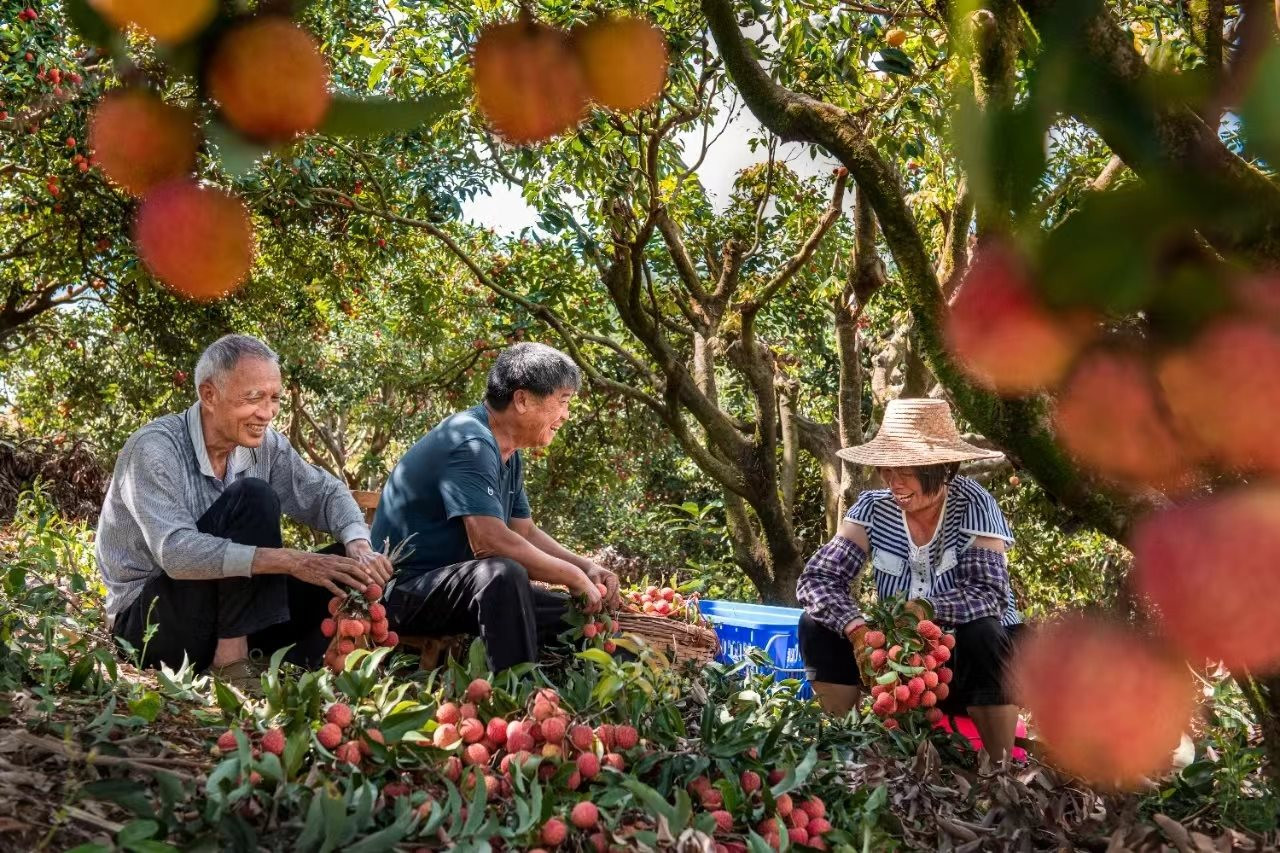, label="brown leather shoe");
[209,658,263,696]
